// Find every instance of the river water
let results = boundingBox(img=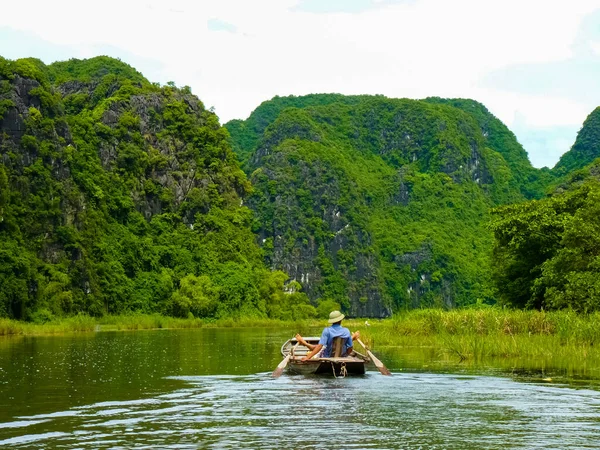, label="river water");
[1,328,599,449]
